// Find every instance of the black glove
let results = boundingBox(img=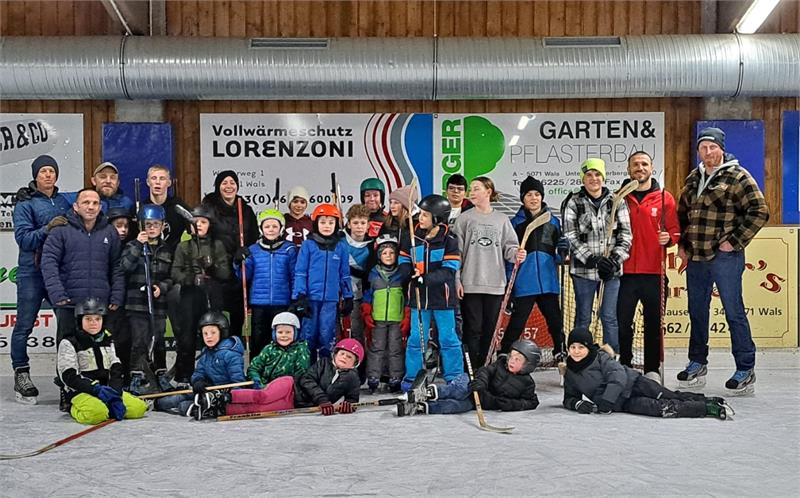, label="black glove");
[234,246,250,264]
[46,216,68,233]
[597,256,620,281]
[575,400,596,414]
[556,238,570,260]
[192,379,209,395]
[319,401,335,416]
[291,294,311,318]
[15,186,34,202]
[340,298,354,317]
[468,379,486,393]
[584,255,598,269]
[596,399,615,414]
